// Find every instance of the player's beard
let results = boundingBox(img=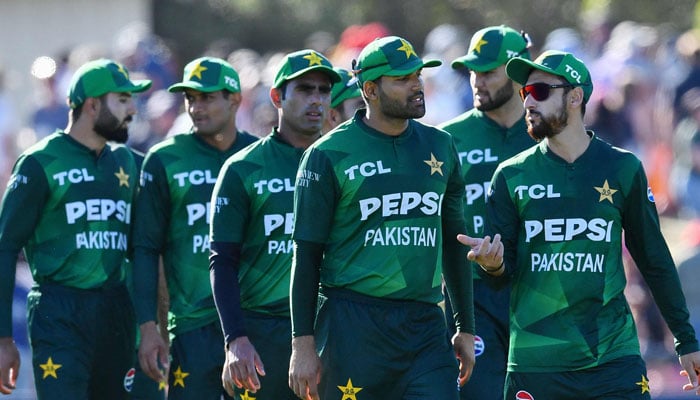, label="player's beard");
[377,86,425,119]
[474,81,513,112]
[527,104,568,142]
[95,104,131,143]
